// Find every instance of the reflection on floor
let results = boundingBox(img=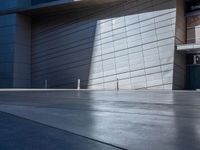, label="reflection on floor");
[0,90,200,150]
